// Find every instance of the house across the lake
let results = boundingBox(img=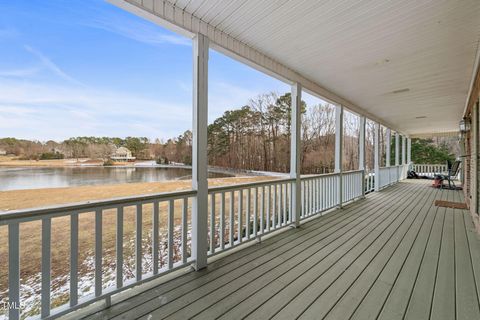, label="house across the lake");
[110,147,135,162]
[0,149,6,155]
